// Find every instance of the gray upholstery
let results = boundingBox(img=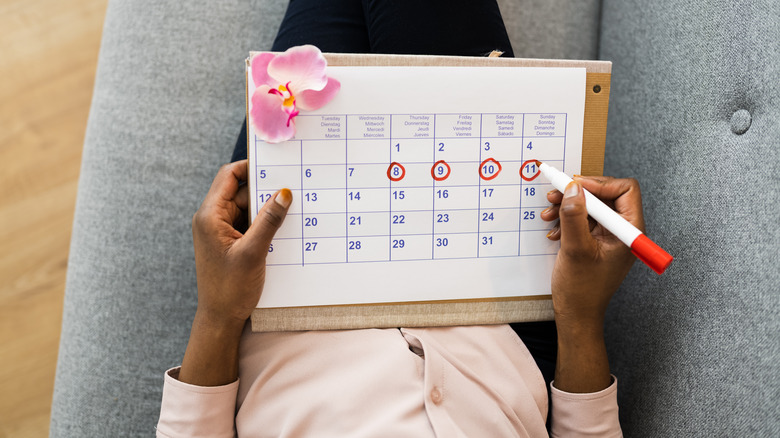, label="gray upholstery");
[51,0,779,436]
[600,0,780,436]
[498,0,602,60]
[50,1,286,435]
